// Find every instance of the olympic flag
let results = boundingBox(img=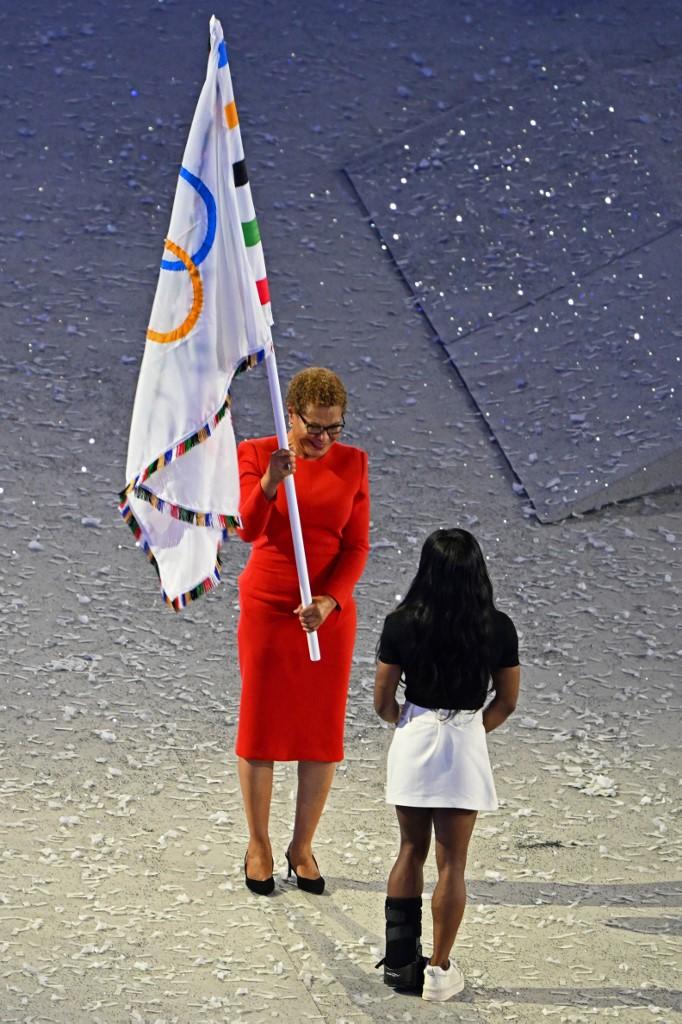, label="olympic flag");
[119,15,273,609]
